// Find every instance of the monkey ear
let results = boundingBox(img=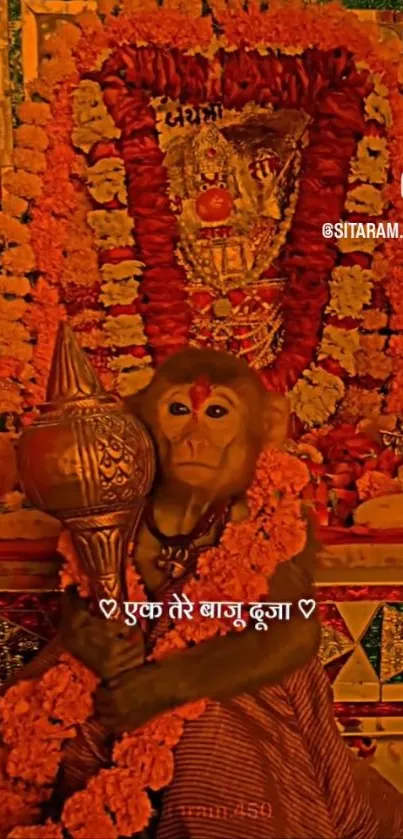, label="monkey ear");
[263,391,290,447]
